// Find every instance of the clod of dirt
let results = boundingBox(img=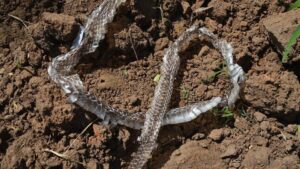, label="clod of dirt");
[241,146,271,169]
[284,124,298,134]
[1,132,37,169]
[87,159,102,169]
[35,85,54,115]
[208,128,224,142]
[267,155,300,169]
[180,1,191,16]
[244,52,300,121]
[28,12,80,53]
[262,9,300,63]
[162,141,225,169]
[220,144,238,159]
[0,27,7,47]
[208,0,232,22]
[191,133,205,140]
[254,111,267,122]
[113,24,152,58]
[154,37,169,52]
[161,0,182,21]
